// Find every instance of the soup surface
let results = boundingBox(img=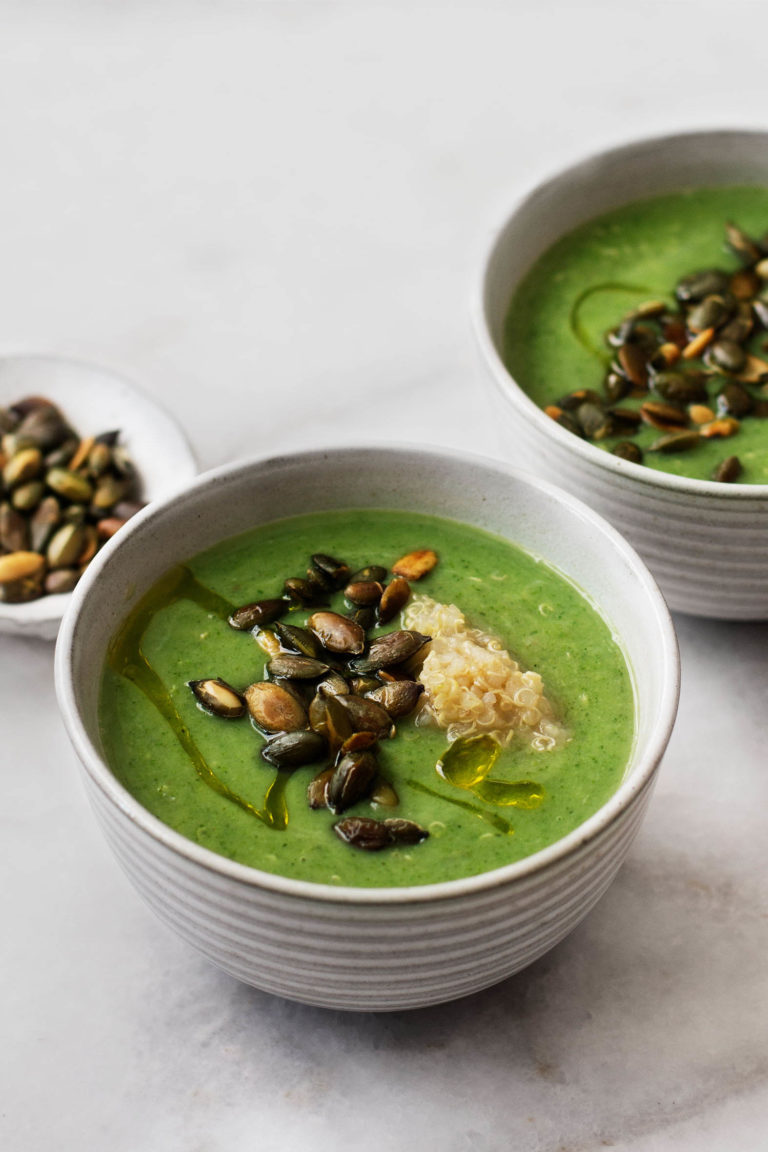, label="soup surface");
[504,186,768,483]
[99,509,634,887]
